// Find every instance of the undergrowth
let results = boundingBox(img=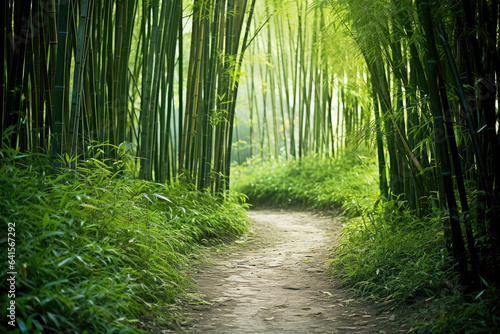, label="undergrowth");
[232,151,499,333]
[413,279,500,333]
[231,151,378,212]
[0,142,249,333]
[330,199,453,302]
